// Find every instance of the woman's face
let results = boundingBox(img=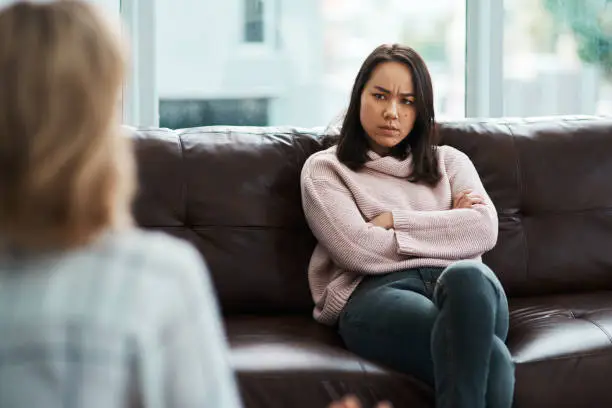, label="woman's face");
[359,61,417,155]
